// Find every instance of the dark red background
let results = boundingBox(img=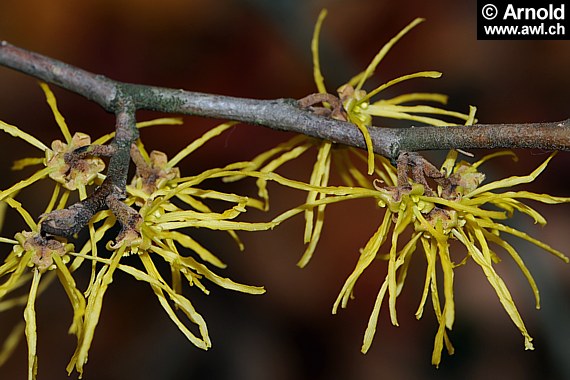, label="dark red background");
[1,1,569,379]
